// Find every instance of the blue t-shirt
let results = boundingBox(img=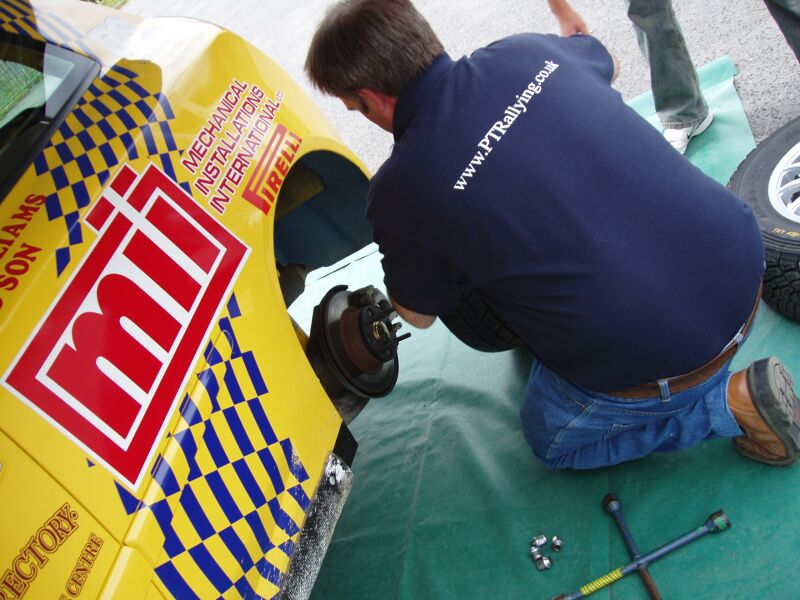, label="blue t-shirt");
[367,33,764,392]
